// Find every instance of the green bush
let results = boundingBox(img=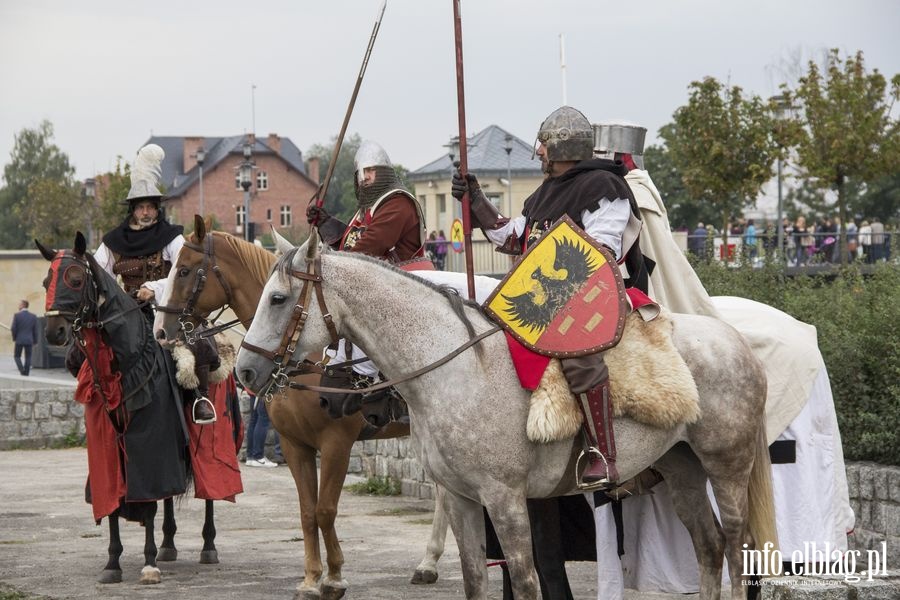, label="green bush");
[345,476,401,496]
[692,259,900,465]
